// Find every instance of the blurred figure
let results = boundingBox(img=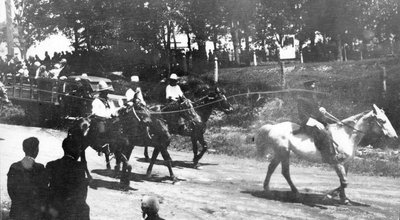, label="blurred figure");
[35,65,49,79]
[141,196,164,220]
[125,75,146,106]
[7,137,48,220]
[46,137,90,220]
